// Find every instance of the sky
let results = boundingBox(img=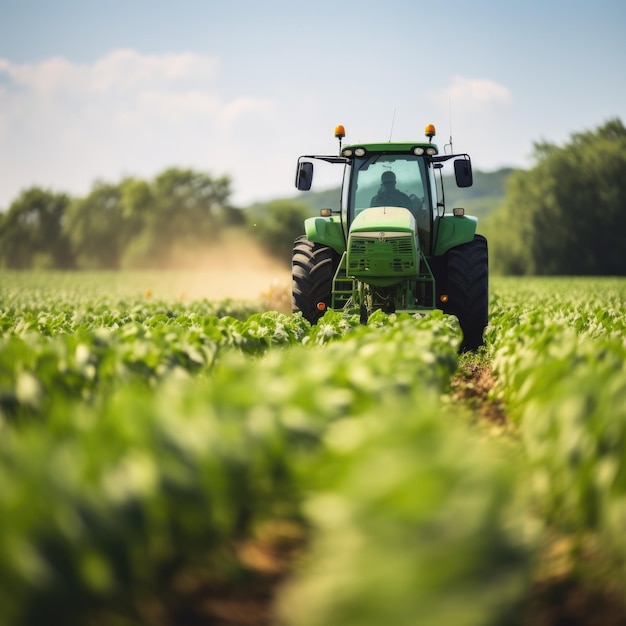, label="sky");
[0,0,625,210]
